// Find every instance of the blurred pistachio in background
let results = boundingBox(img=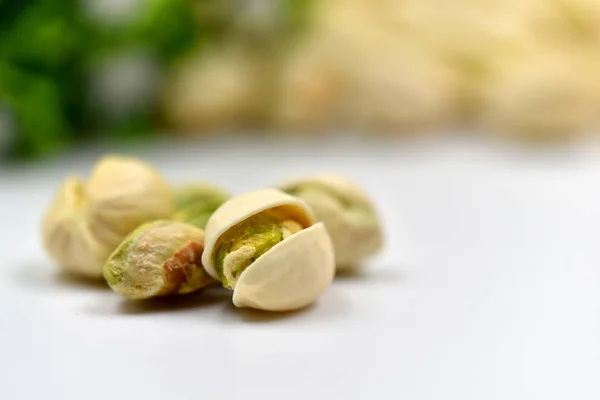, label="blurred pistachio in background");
[2,0,600,160]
